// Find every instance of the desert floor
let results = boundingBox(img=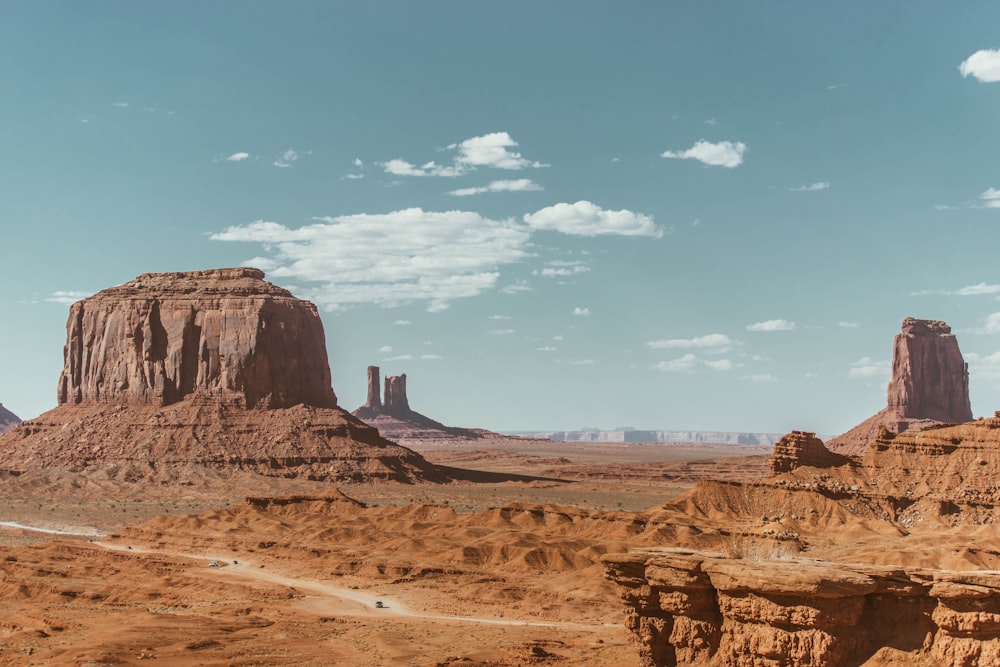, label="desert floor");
[0,438,768,666]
